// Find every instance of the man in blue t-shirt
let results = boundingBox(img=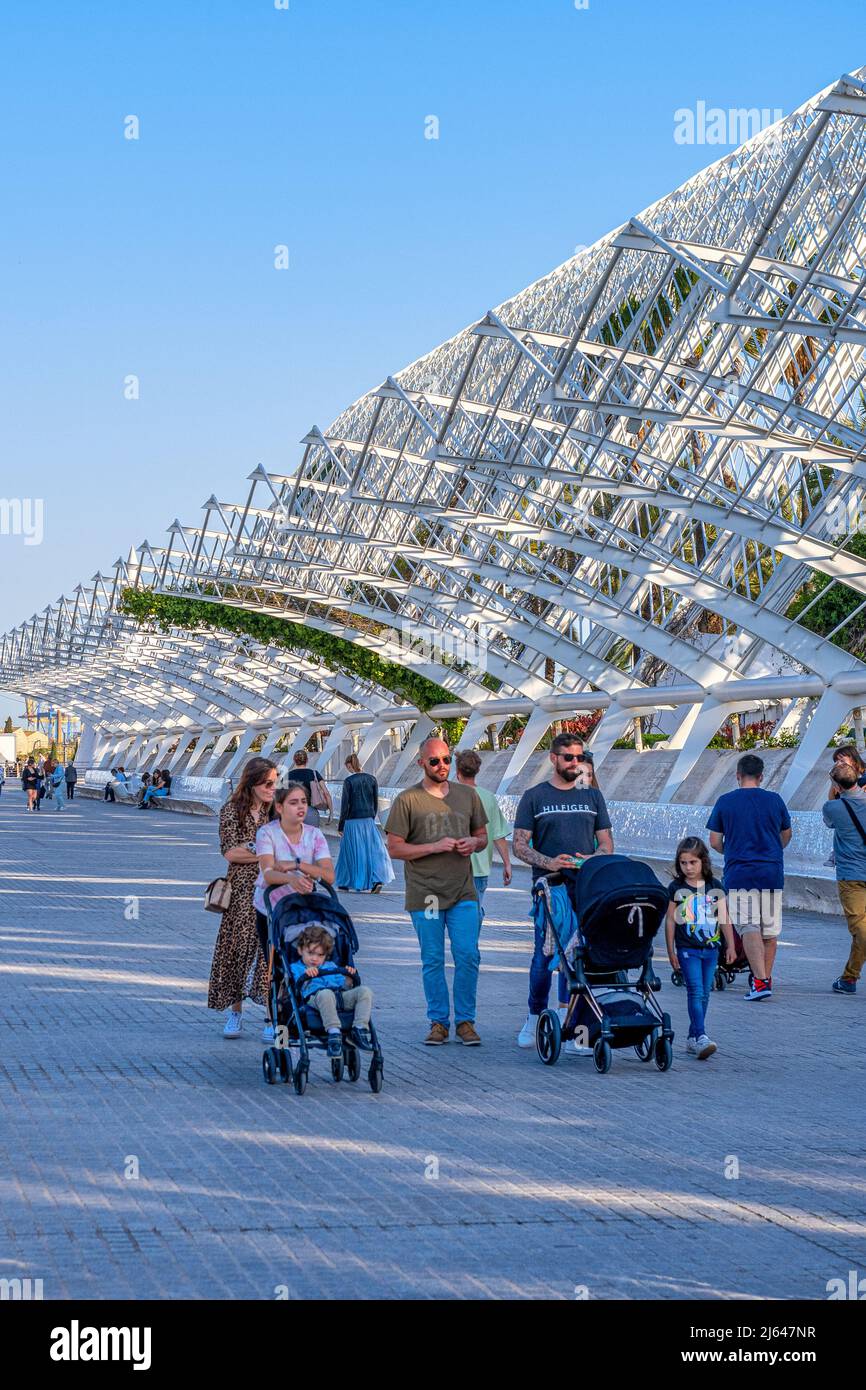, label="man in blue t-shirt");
[706,753,792,1002]
[513,733,613,1047]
